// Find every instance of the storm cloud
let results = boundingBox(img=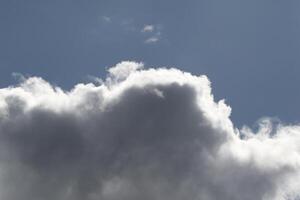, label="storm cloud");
[0,61,299,200]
